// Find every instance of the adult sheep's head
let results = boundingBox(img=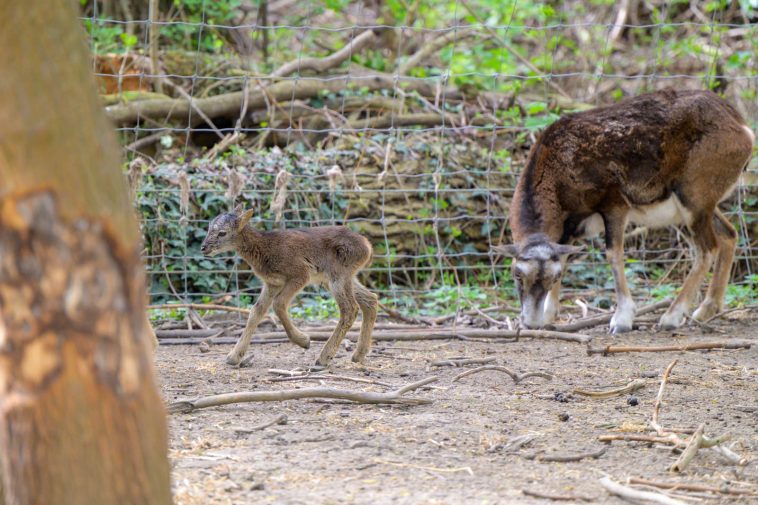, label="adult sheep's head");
[493,234,582,328]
